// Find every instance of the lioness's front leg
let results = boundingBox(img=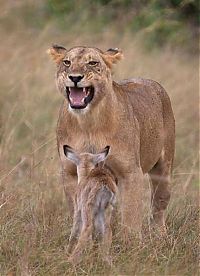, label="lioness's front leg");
[61,167,77,217]
[119,168,144,242]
